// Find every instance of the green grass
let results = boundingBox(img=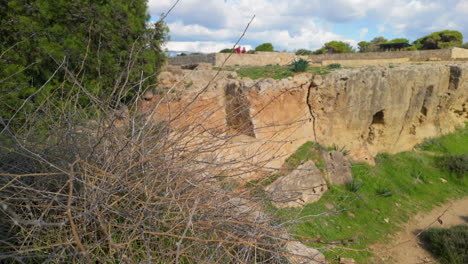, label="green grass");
[236,64,293,79]
[213,65,339,80]
[283,141,330,173]
[275,123,468,263]
[416,125,468,154]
